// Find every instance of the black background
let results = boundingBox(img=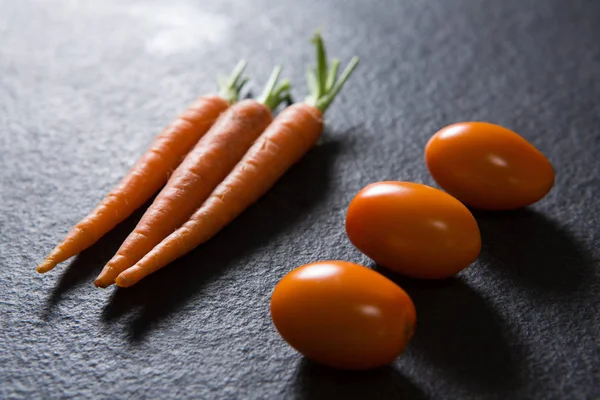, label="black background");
[1,0,599,399]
